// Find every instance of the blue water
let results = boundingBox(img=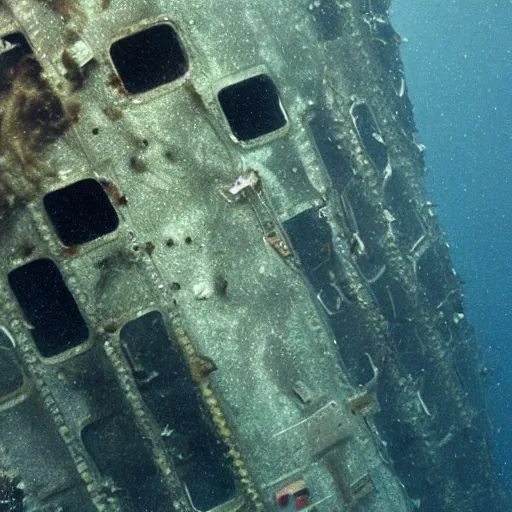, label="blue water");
[391,0,512,493]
